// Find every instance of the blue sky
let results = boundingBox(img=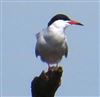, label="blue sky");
[1,0,99,97]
